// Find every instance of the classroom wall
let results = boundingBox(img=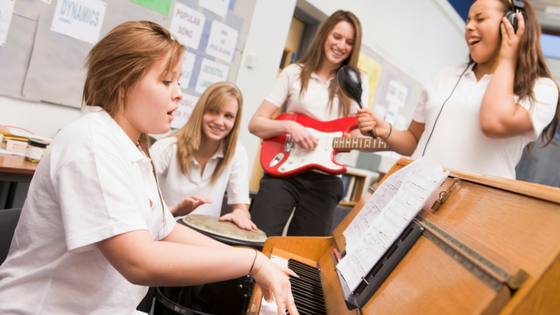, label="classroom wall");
[236,0,468,172]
